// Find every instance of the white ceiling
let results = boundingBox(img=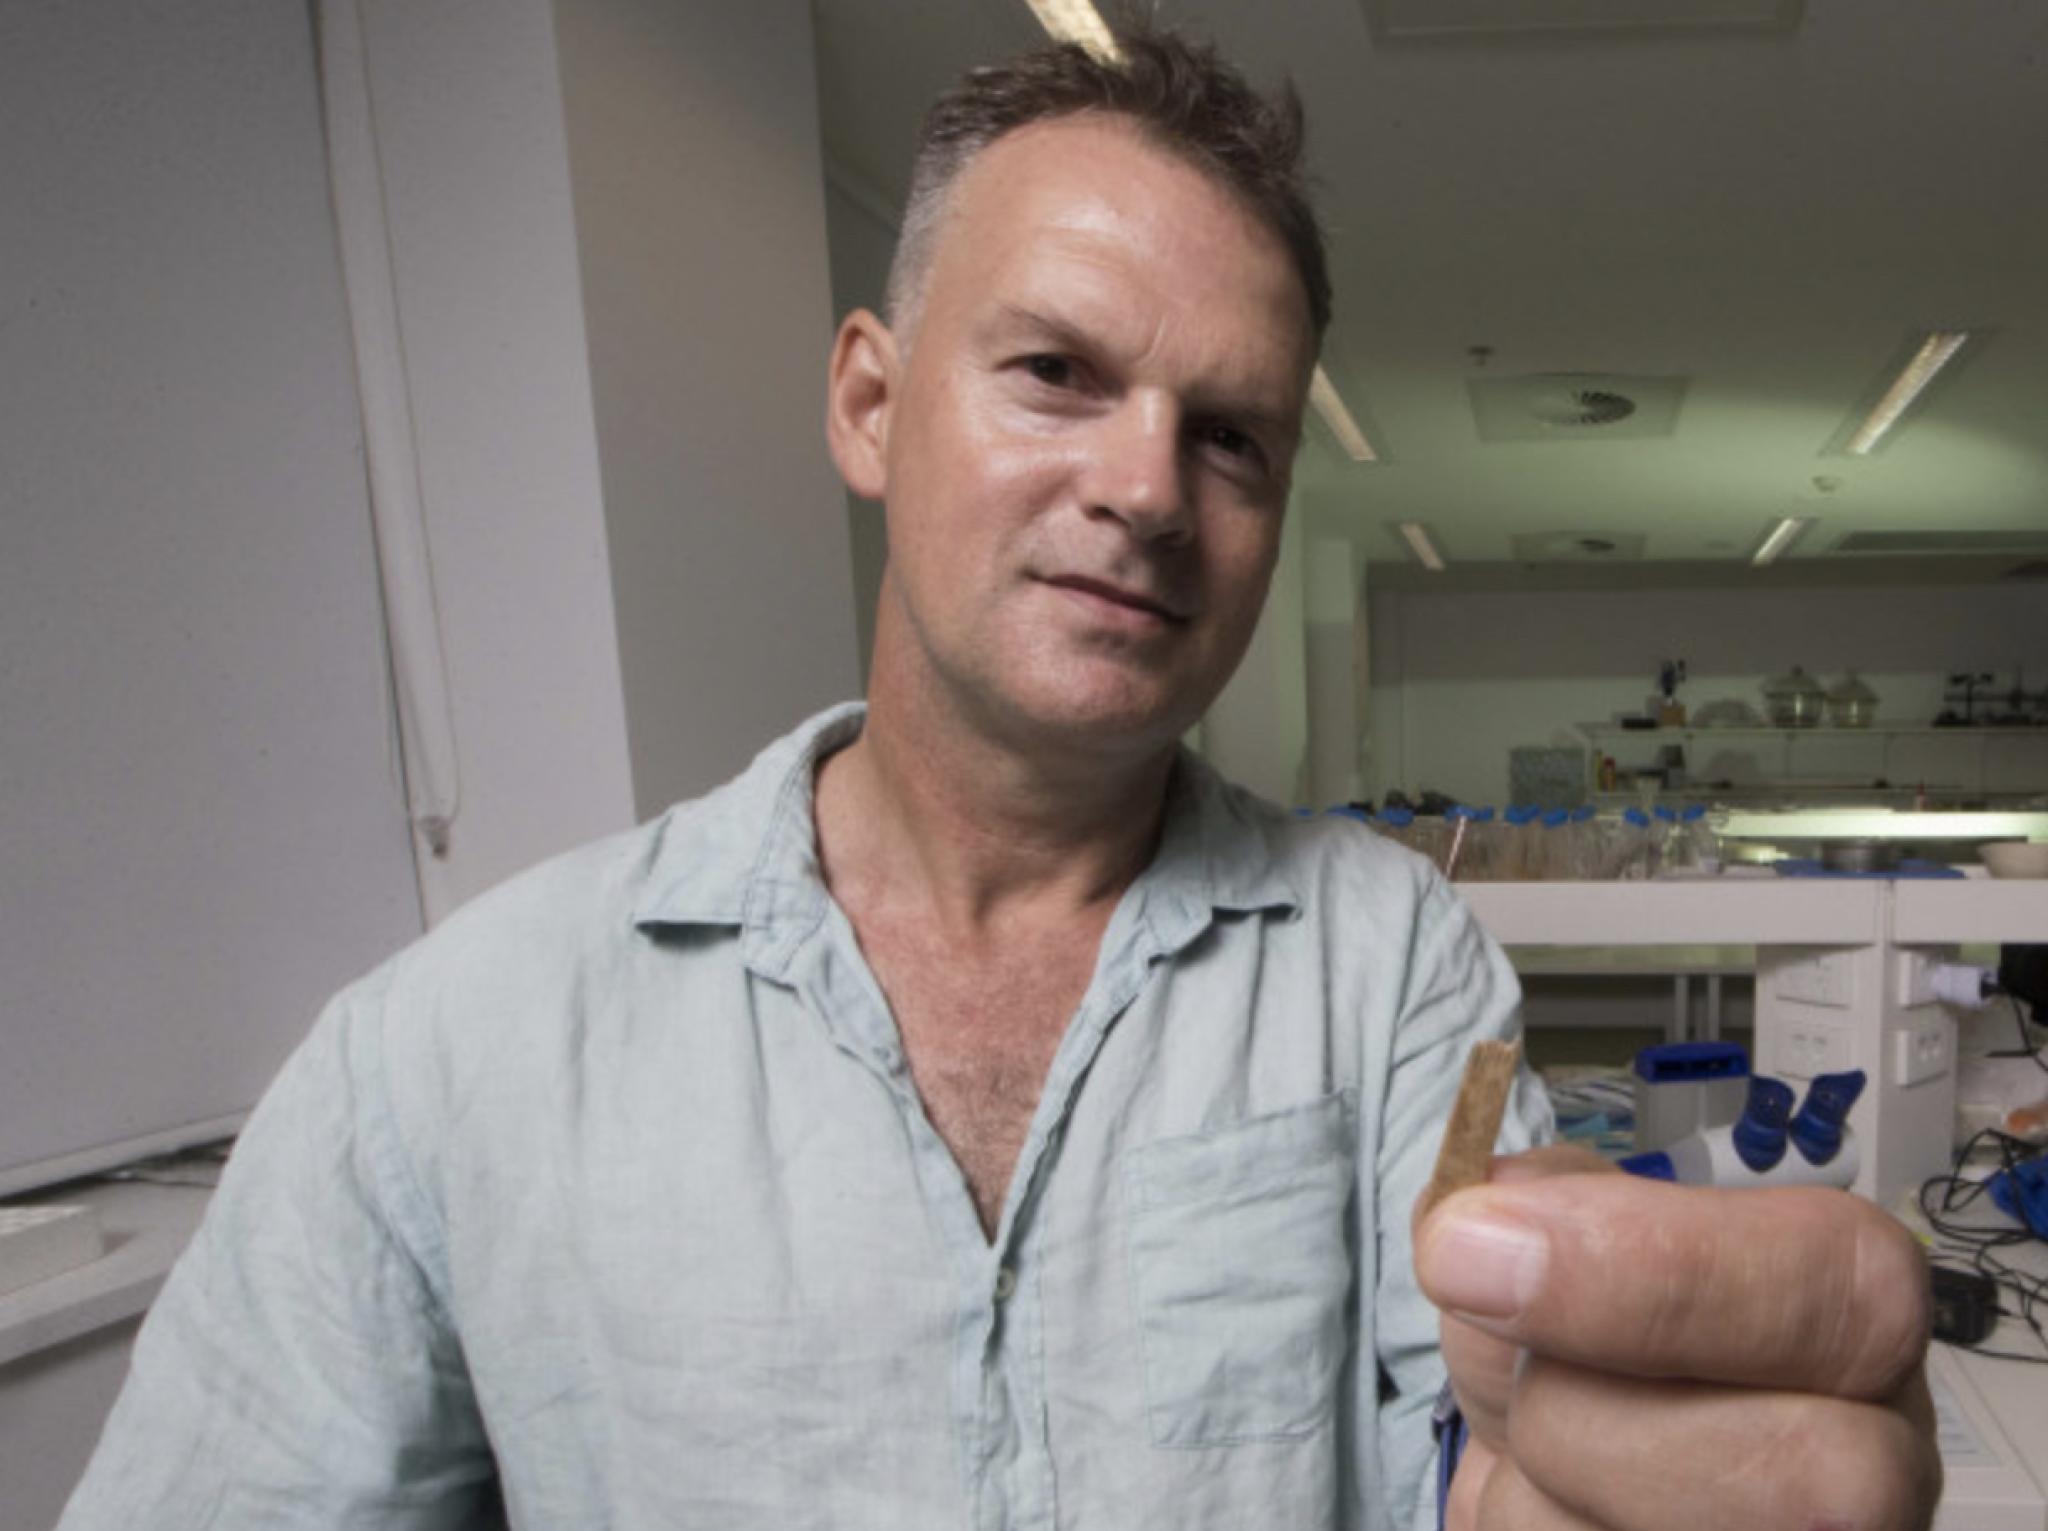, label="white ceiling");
[810,0,2048,585]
